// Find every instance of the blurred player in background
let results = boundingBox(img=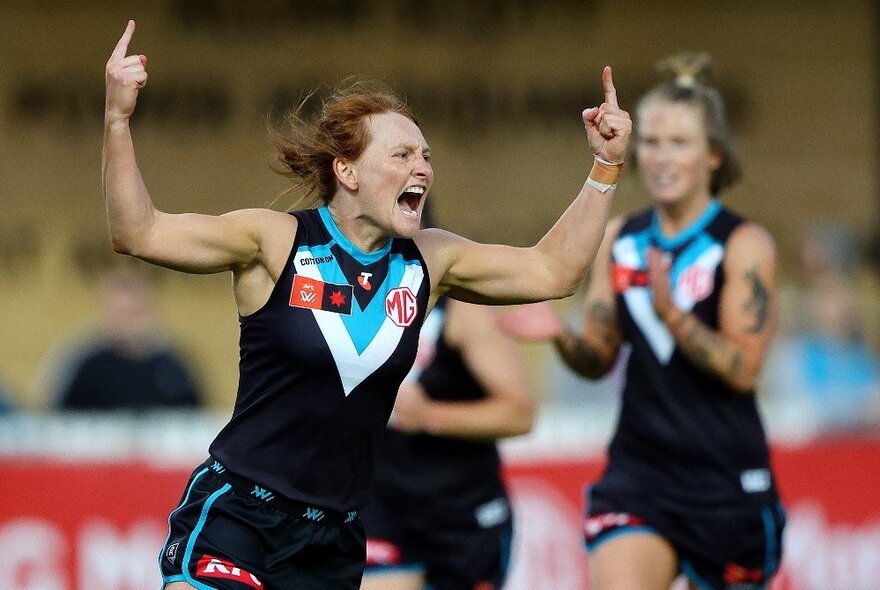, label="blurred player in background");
[360,205,535,590]
[104,19,630,590]
[500,53,785,590]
